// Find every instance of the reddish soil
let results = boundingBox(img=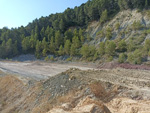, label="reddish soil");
[98,62,150,70]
